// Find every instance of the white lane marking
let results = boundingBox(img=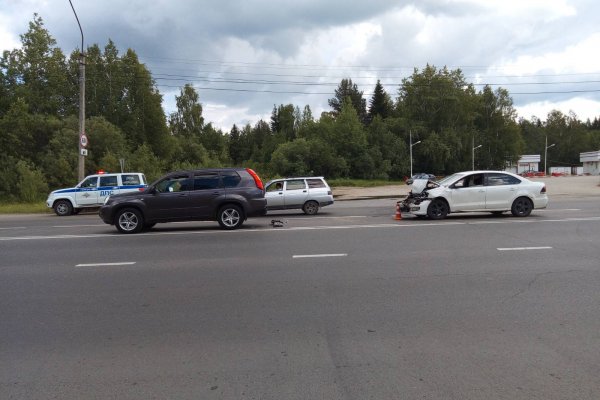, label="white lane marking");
[283,216,366,220]
[75,262,136,267]
[497,247,553,251]
[536,209,581,212]
[52,224,104,228]
[0,226,26,230]
[0,217,599,241]
[293,253,347,259]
